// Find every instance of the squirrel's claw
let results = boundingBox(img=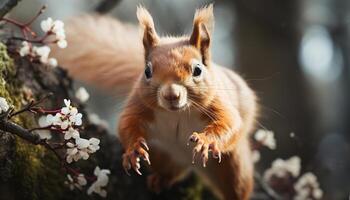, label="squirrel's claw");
[210,142,222,163]
[139,139,149,151]
[188,132,221,167]
[122,137,151,175]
